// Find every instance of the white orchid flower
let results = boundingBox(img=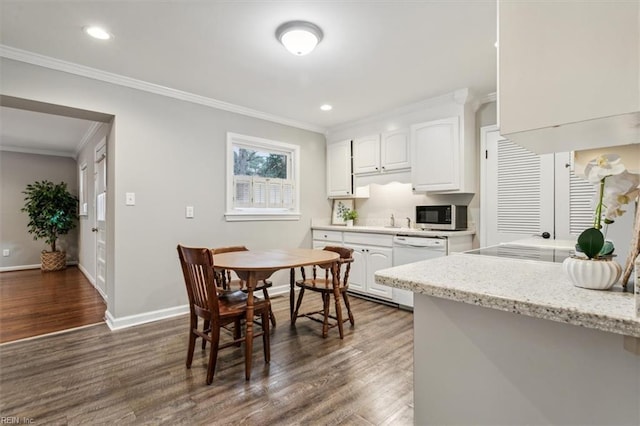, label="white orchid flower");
[585,154,627,183]
[606,171,640,197]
